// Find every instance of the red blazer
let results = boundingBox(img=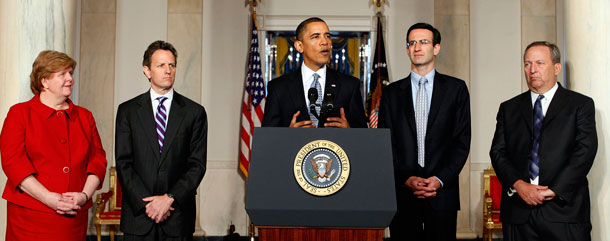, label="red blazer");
[1,95,107,212]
